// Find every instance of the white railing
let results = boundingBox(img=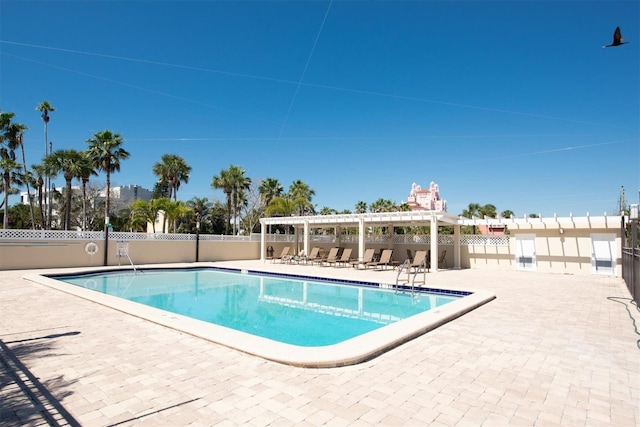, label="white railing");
[461,235,510,246]
[0,229,259,242]
[0,229,104,240]
[0,229,508,246]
